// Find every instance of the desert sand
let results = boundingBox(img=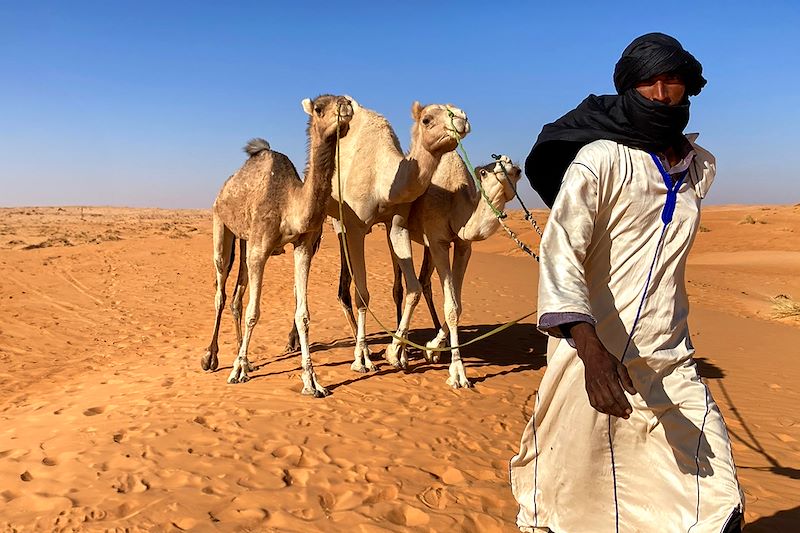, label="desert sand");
[1,205,798,532]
